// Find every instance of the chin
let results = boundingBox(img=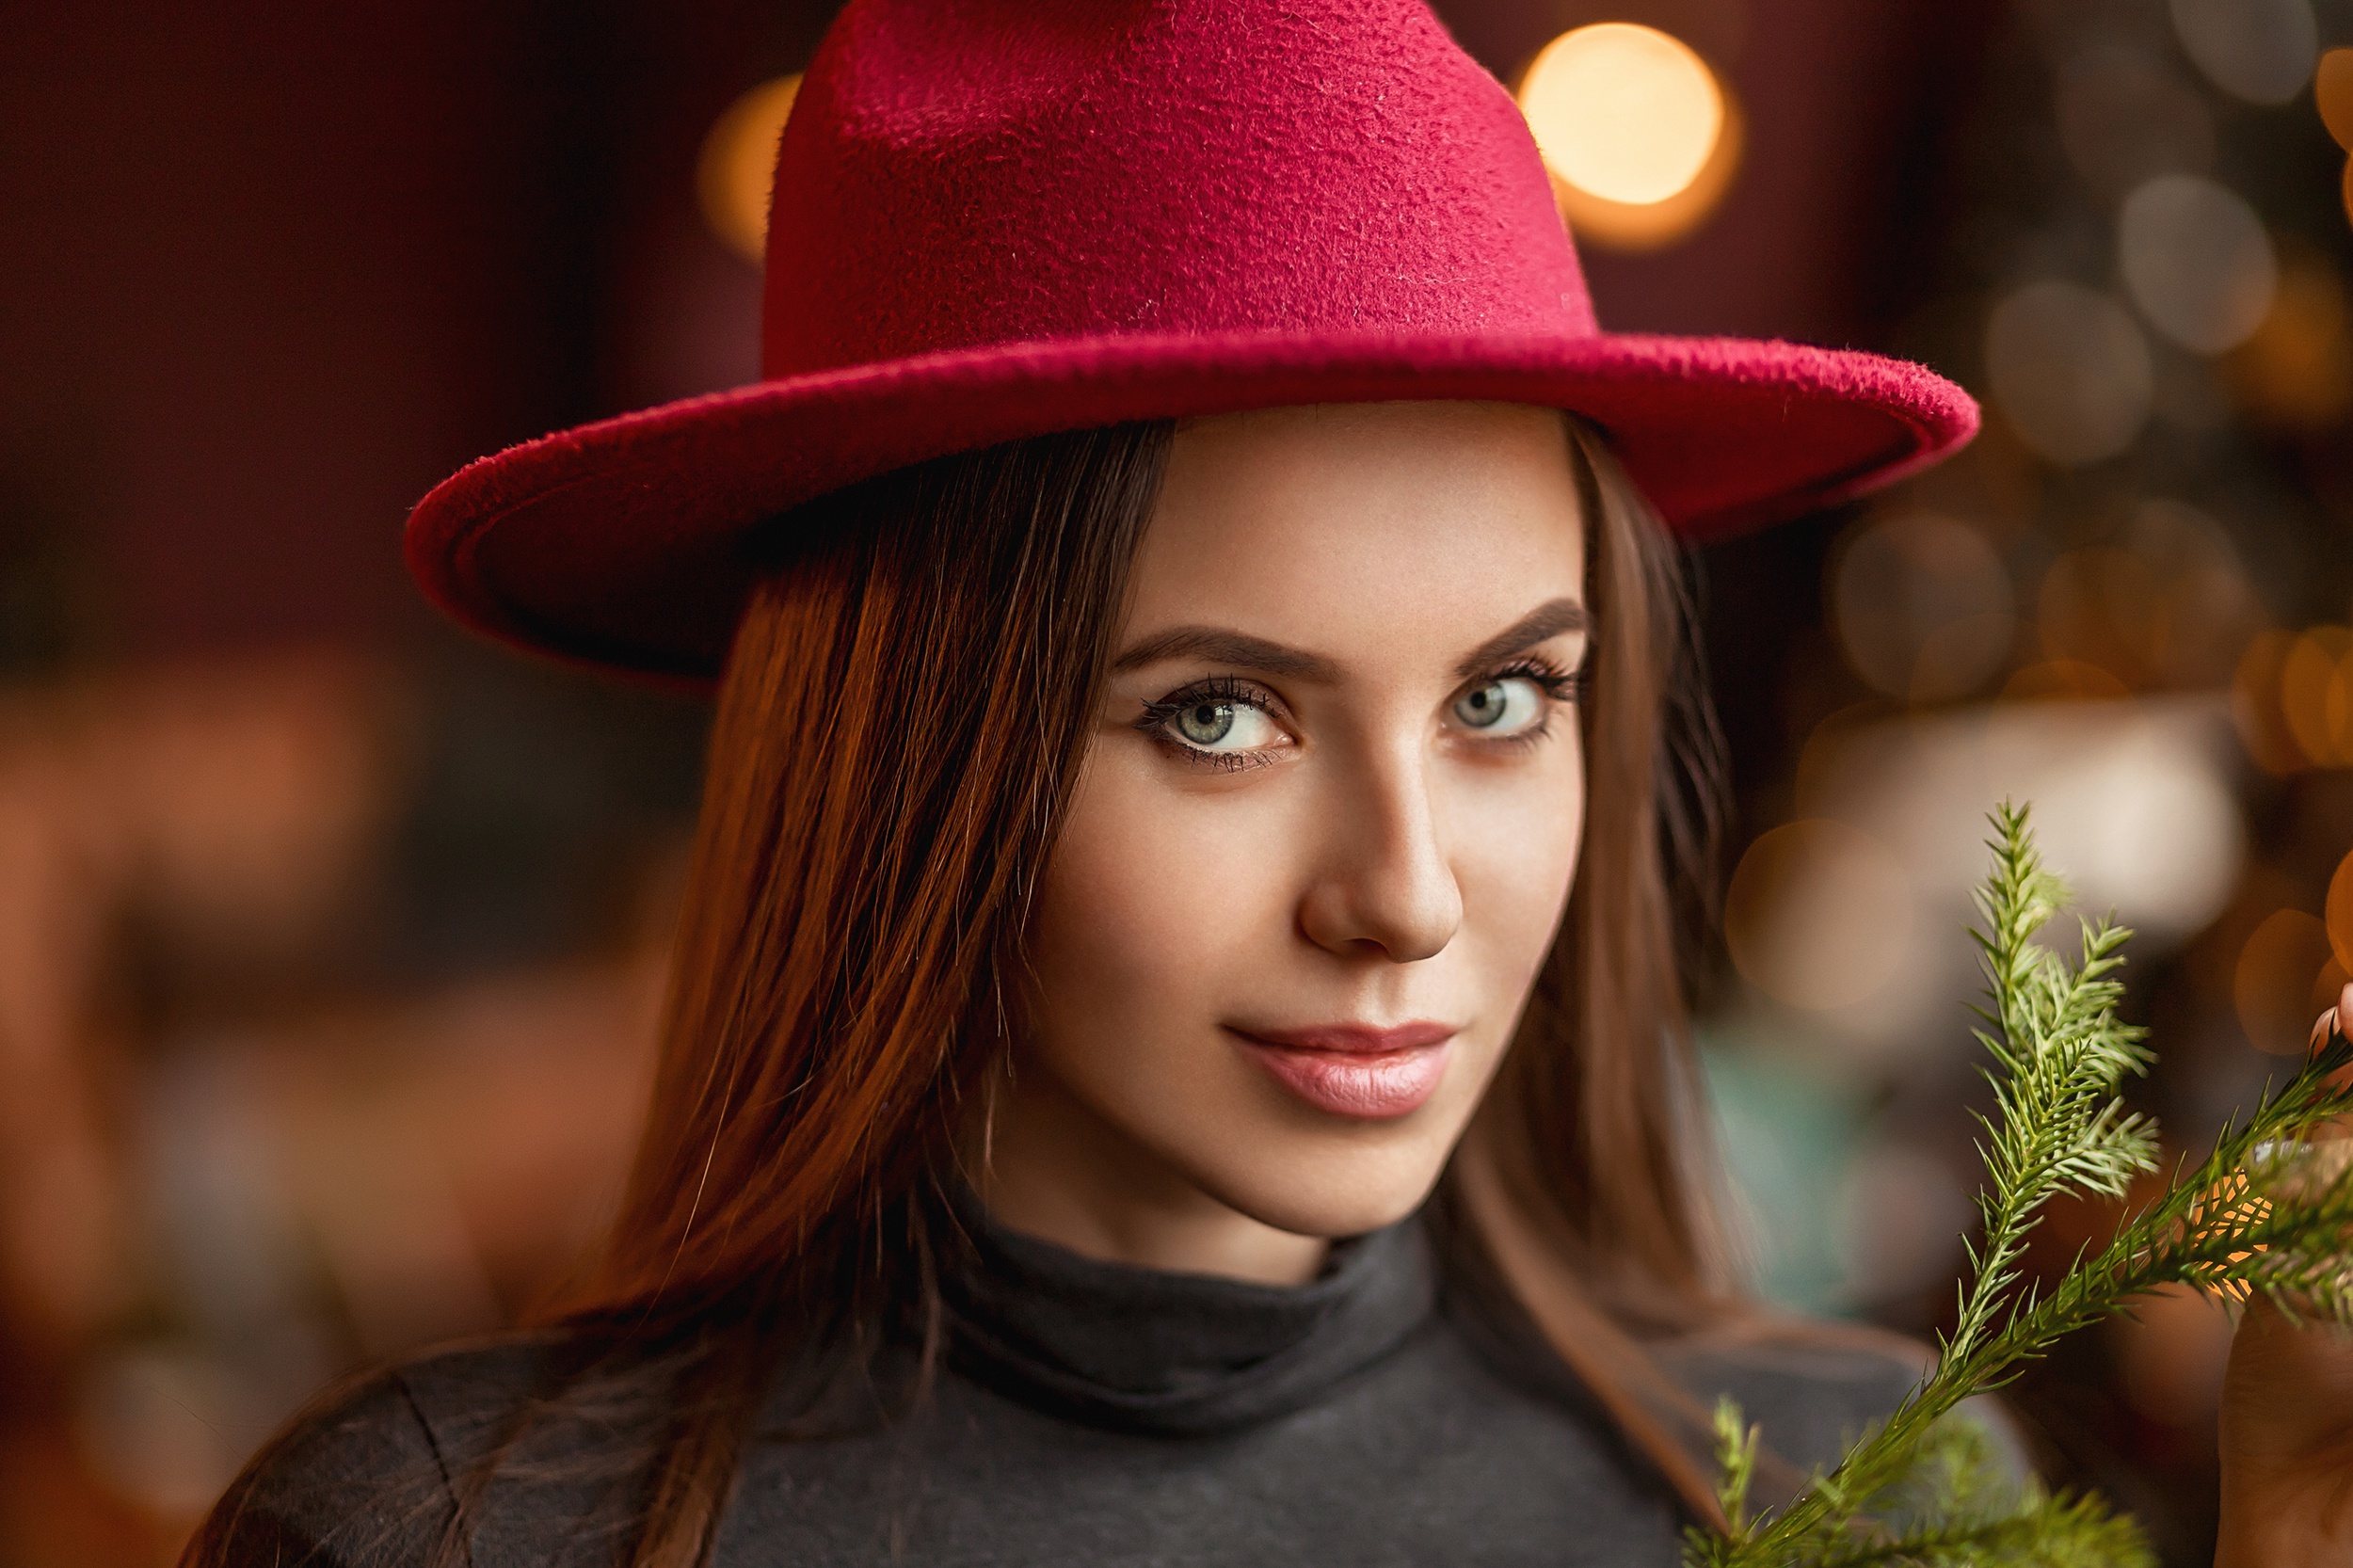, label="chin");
[1186,1134,1457,1240]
